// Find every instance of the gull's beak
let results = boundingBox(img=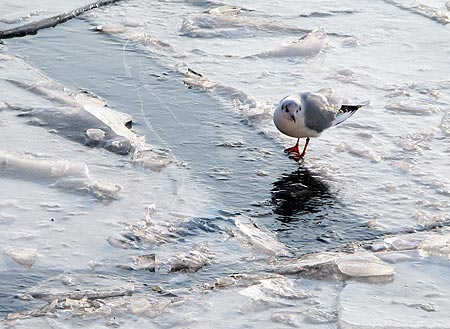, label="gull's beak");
[290,114,296,123]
